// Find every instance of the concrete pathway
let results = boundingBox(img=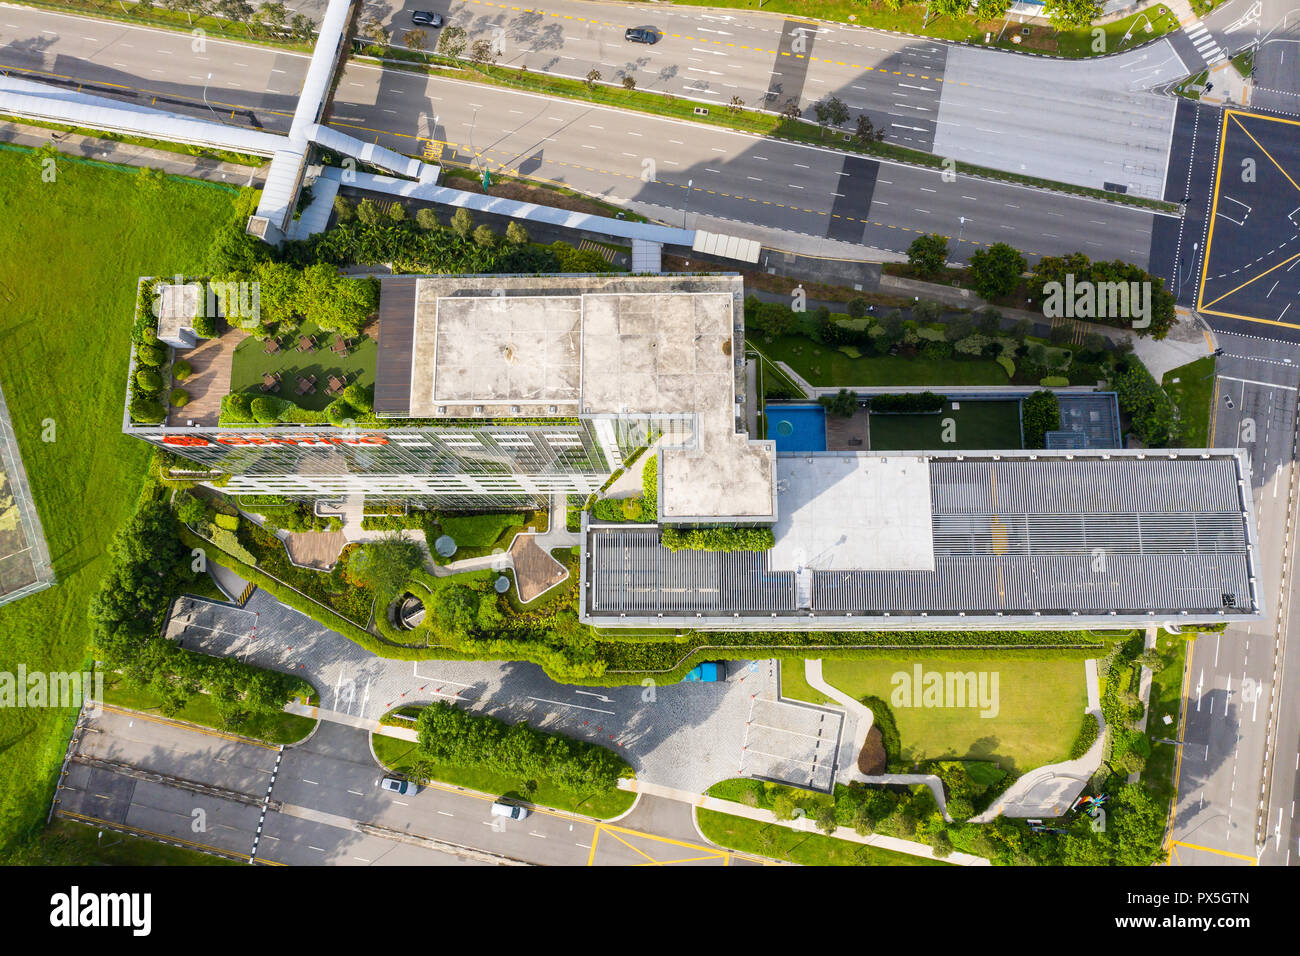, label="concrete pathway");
[803,660,951,820]
[971,659,1105,821]
[621,779,988,866]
